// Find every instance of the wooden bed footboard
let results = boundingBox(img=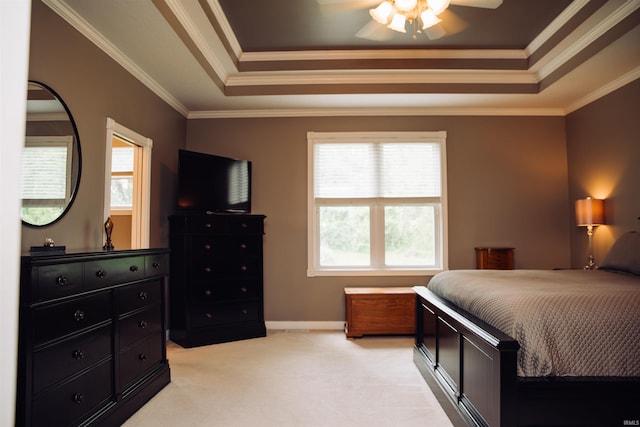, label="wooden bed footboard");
[413,286,519,426]
[413,286,640,427]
